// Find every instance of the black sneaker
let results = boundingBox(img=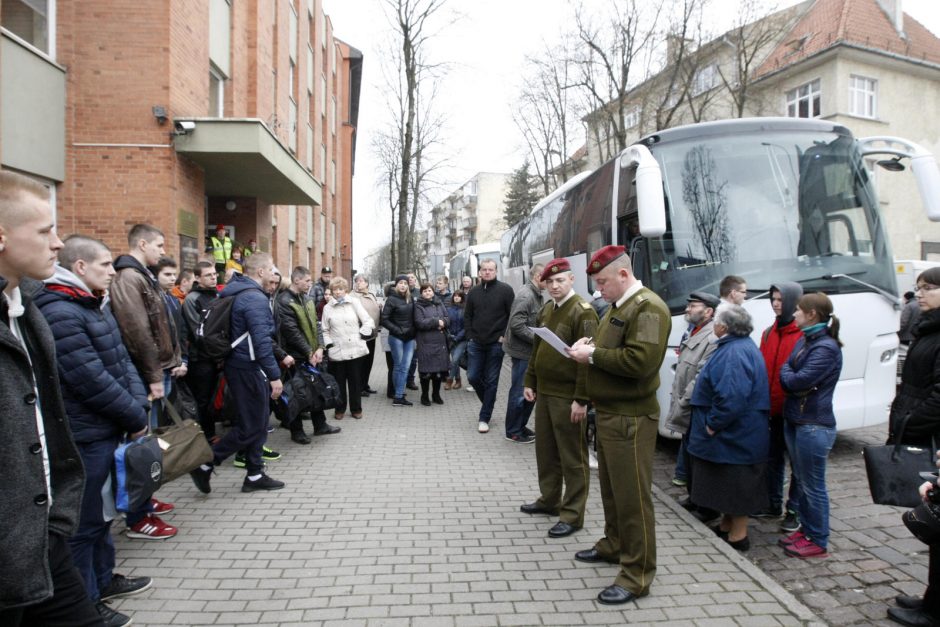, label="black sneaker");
[522,427,535,437]
[313,424,341,435]
[752,507,783,519]
[392,397,413,407]
[99,573,152,601]
[242,473,285,492]
[780,510,801,533]
[95,601,132,627]
[406,381,419,390]
[190,466,212,494]
[506,433,535,444]
[261,446,281,461]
